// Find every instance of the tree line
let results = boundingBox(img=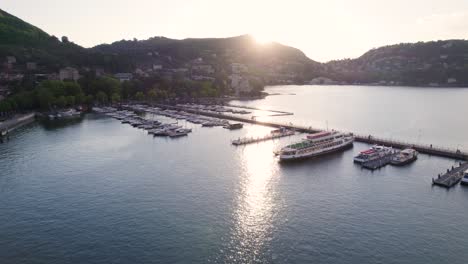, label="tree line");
[0,74,232,115]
